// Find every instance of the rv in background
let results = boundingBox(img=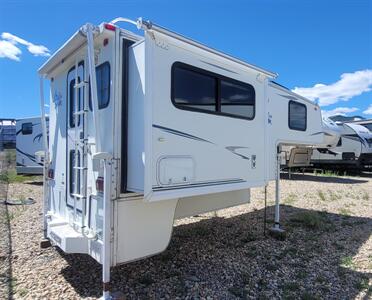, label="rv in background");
[280,117,340,169]
[348,118,372,132]
[0,119,16,150]
[311,122,372,169]
[16,116,48,174]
